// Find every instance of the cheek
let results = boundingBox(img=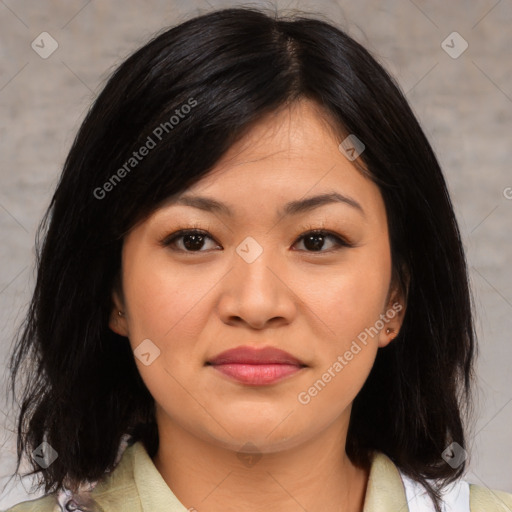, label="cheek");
[301,248,392,342]
[295,255,389,414]
[299,351,375,415]
[122,249,220,358]
[122,256,215,413]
